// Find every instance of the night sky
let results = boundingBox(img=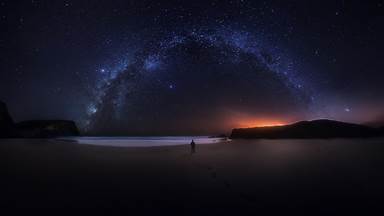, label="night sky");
[0,0,383,135]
